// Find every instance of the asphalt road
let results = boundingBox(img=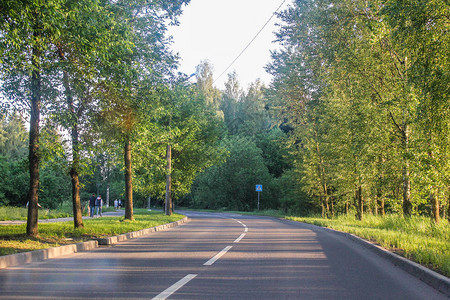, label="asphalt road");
[0,211,446,299]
